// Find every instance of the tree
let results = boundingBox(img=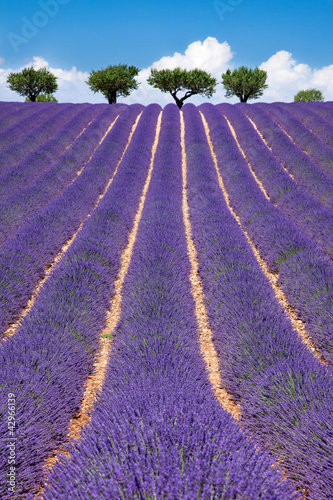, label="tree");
[294,89,324,102]
[86,64,140,104]
[7,67,58,102]
[25,94,58,102]
[147,68,217,109]
[221,66,268,103]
